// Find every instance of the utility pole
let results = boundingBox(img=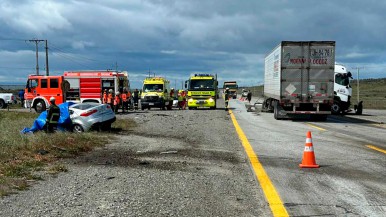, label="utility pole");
[28,39,45,75]
[353,67,364,103]
[45,40,49,76]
